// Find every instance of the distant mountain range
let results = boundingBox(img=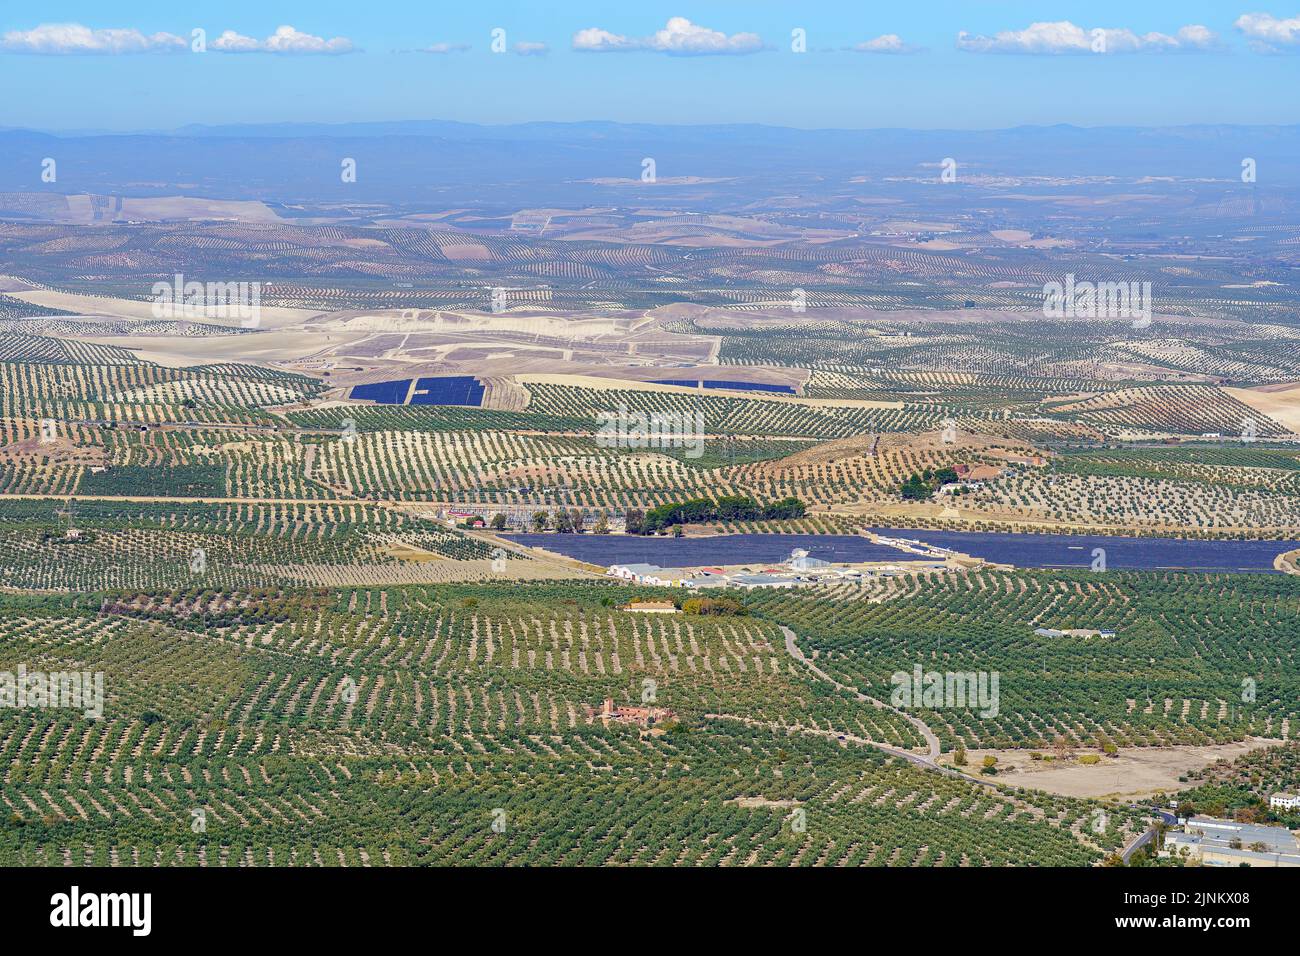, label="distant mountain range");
[1,120,1297,203]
